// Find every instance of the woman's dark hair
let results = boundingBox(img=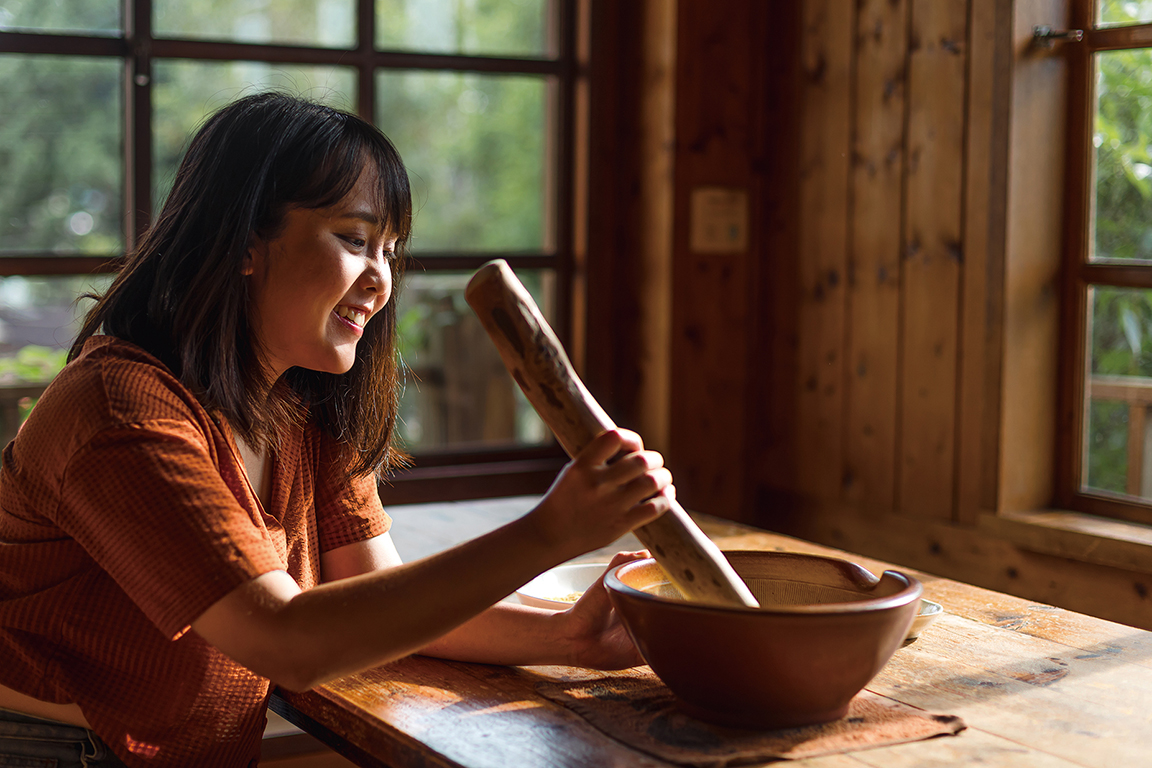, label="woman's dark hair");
[71,92,411,477]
